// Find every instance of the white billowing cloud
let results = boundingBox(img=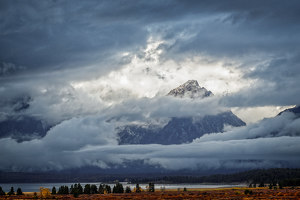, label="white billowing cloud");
[0,93,227,171]
[43,115,118,150]
[0,37,285,125]
[231,105,294,124]
[1,1,299,129]
[0,115,118,171]
[0,37,249,124]
[106,96,225,123]
[0,79,107,124]
[0,103,299,172]
[71,38,252,101]
[195,112,300,143]
[27,84,105,124]
[5,38,246,125]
